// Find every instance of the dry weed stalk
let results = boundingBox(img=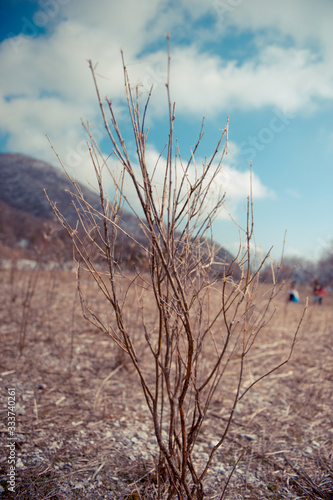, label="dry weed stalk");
[47,46,305,499]
[18,224,54,355]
